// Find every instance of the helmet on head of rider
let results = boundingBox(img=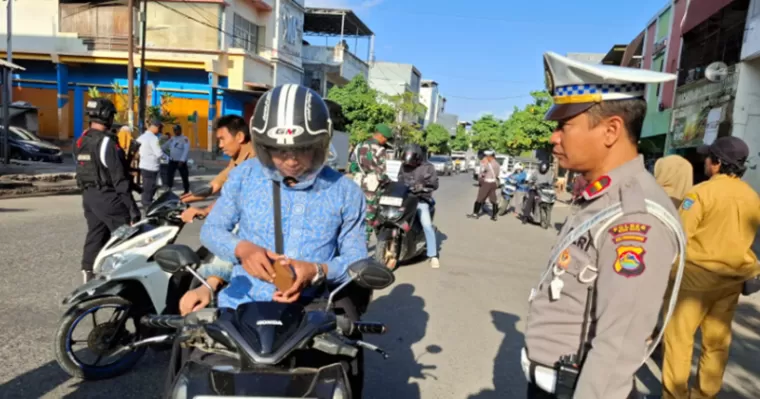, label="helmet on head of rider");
[402,144,424,167]
[539,162,550,174]
[513,162,524,171]
[249,84,332,181]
